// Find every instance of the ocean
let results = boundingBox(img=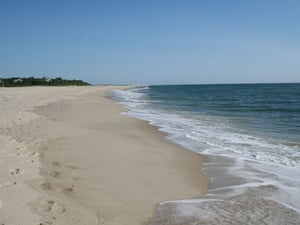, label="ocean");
[111,83,300,225]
